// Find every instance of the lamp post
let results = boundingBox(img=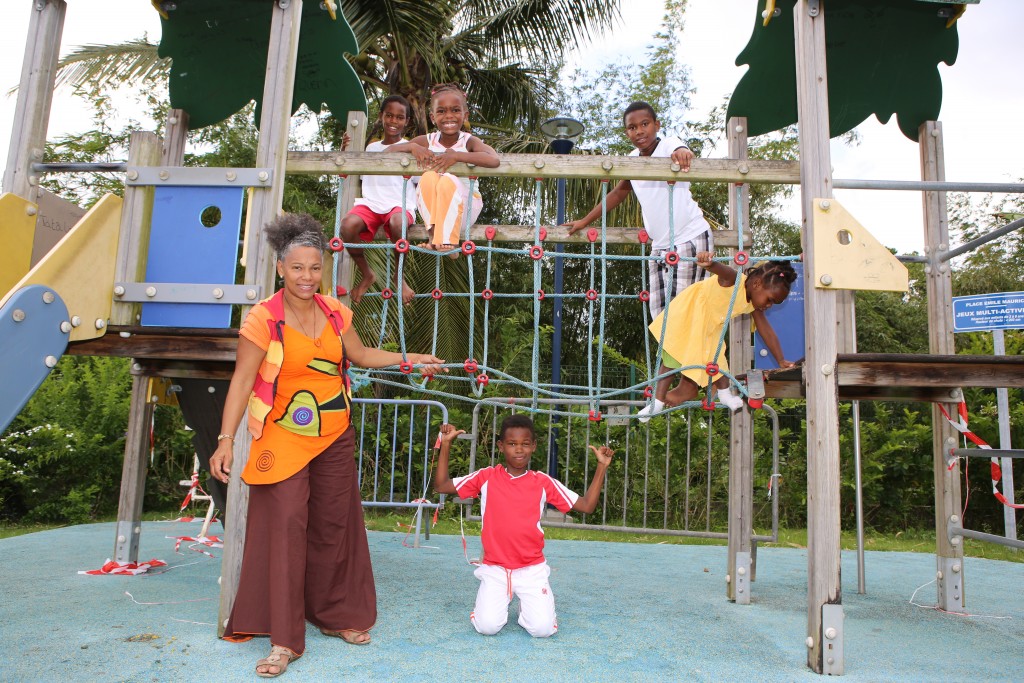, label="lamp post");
[540,116,585,478]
